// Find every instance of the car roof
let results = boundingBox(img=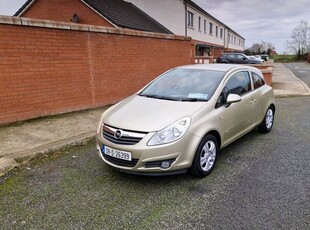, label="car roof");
[177,63,256,72]
[221,53,244,55]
